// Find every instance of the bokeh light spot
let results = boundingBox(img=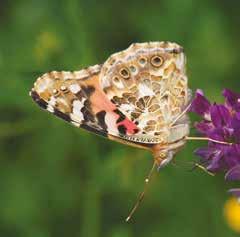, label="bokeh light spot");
[224,197,240,233]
